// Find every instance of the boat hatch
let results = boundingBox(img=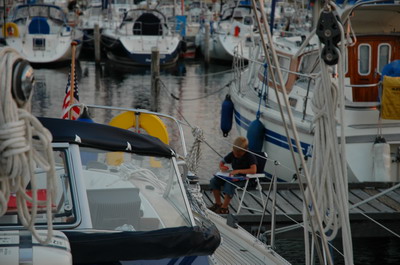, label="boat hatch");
[33,38,46,50]
[133,13,162,36]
